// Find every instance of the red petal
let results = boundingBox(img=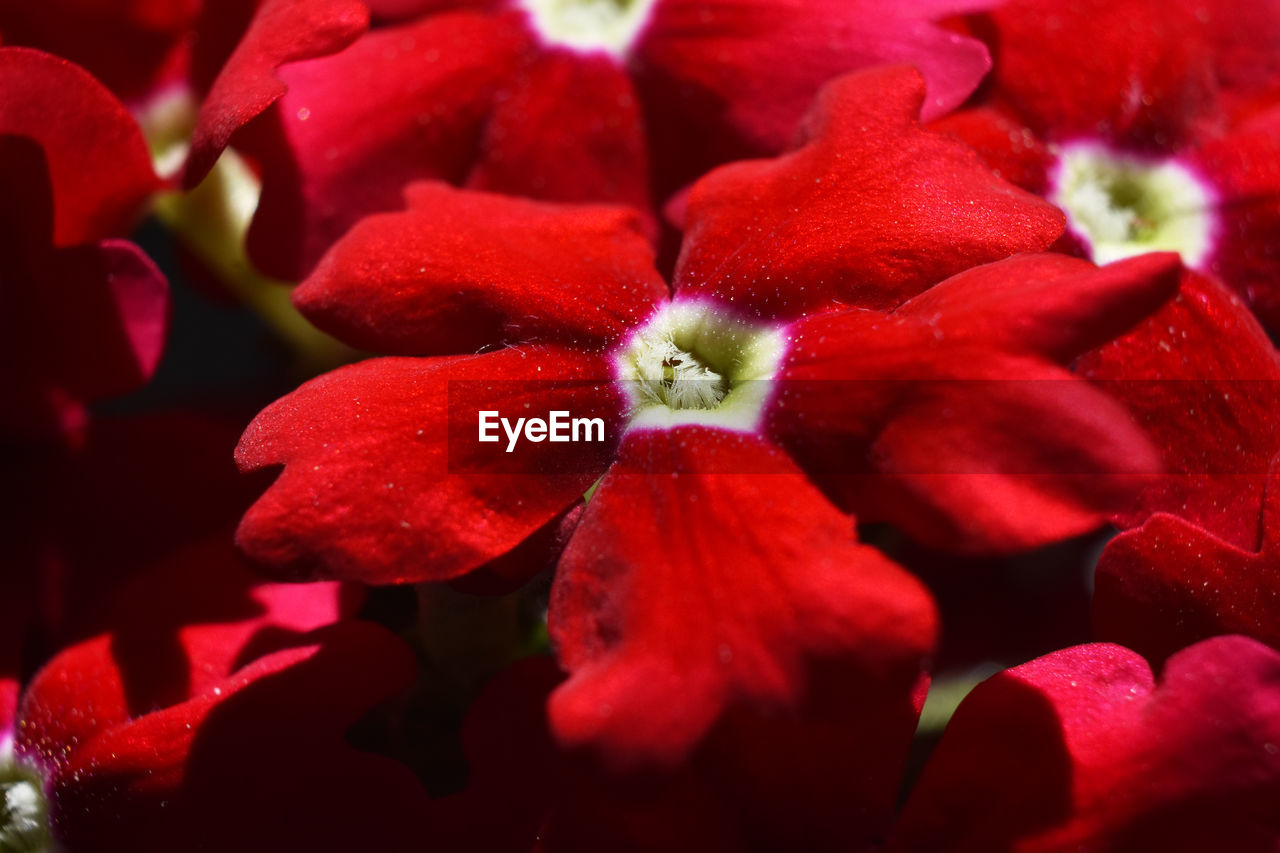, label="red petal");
[549,427,936,768]
[1077,270,1280,550]
[239,11,530,279]
[1095,490,1280,666]
[891,637,1280,850]
[0,48,159,245]
[770,251,1175,552]
[34,623,427,853]
[1192,105,1280,329]
[928,106,1054,193]
[237,348,620,584]
[633,0,991,194]
[978,0,1219,148]
[674,66,1064,319]
[294,182,666,355]
[184,0,371,187]
[896,252,1181,363]
[466,49,651,216]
